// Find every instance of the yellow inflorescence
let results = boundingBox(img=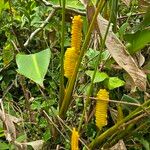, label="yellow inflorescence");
[71,128,79,150]
[64,47,78,79]
[95,89,109,129]
[64,15,83,79]
[71,15,83,53]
